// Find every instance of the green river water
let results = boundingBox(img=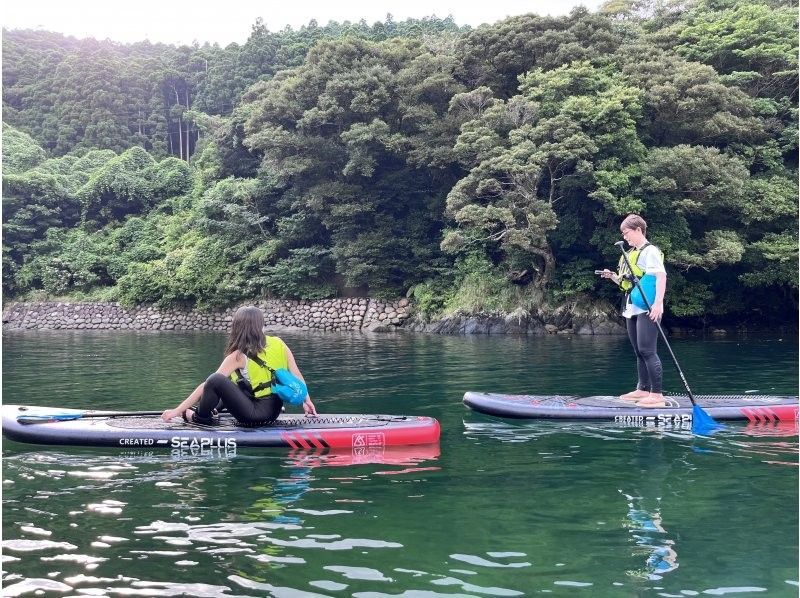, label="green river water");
[2,330,798,597]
